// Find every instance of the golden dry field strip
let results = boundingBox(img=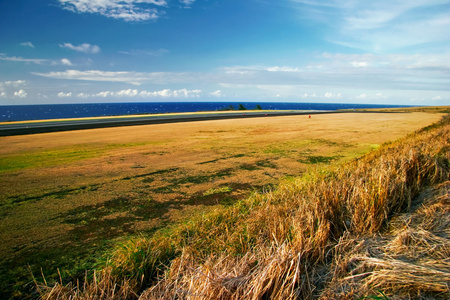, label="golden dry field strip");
[0,111,444,295]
